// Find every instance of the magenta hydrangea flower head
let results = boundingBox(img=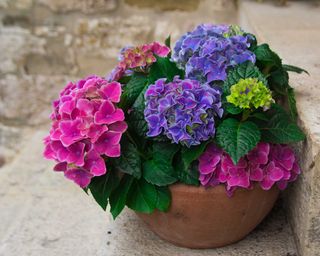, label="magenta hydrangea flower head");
[198,143,301,195]
[144,77,223,147]
[172,24,255,84]
[43,76,127,188]
[107,42,170,81]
